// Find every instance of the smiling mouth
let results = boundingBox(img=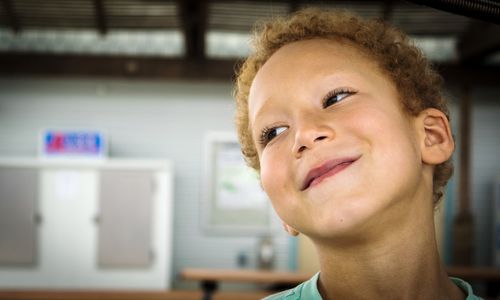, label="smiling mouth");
[301,156,360,191]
